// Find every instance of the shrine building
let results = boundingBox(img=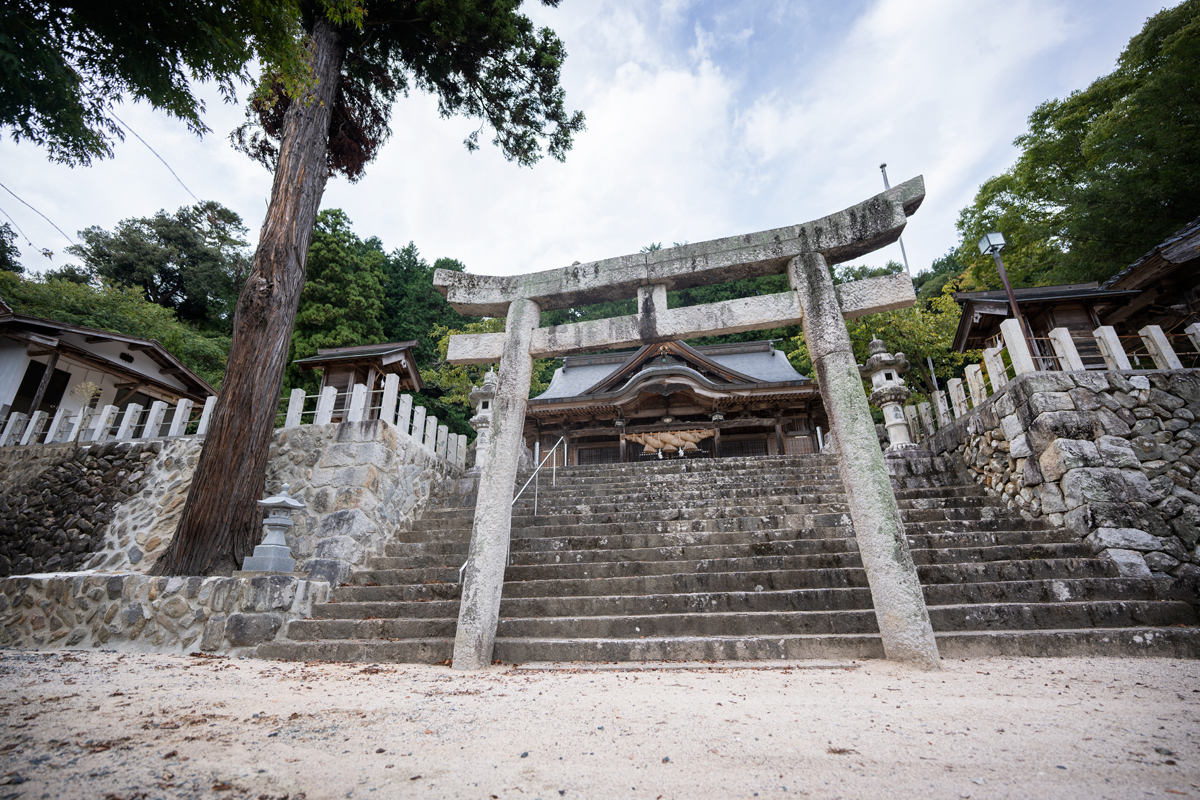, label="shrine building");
[523,339,827,465]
